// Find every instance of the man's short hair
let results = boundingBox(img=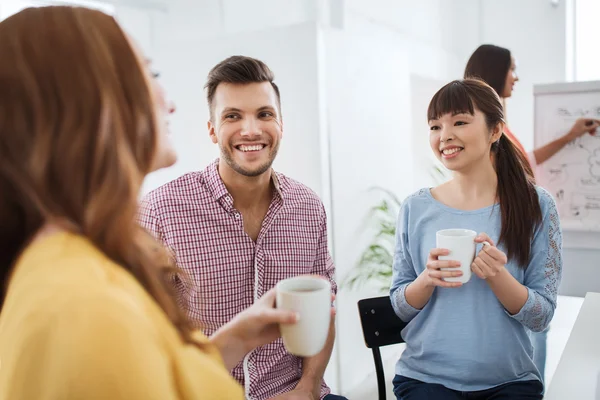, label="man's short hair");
[204,55,281,120]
